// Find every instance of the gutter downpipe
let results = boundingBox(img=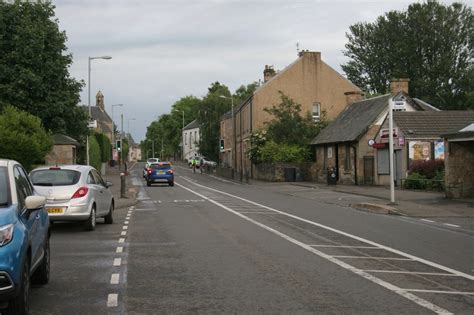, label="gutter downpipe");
[351,143,358,185]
